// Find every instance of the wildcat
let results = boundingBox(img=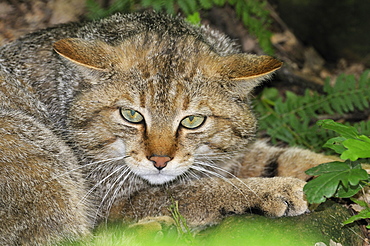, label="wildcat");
[0,11,334,245]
